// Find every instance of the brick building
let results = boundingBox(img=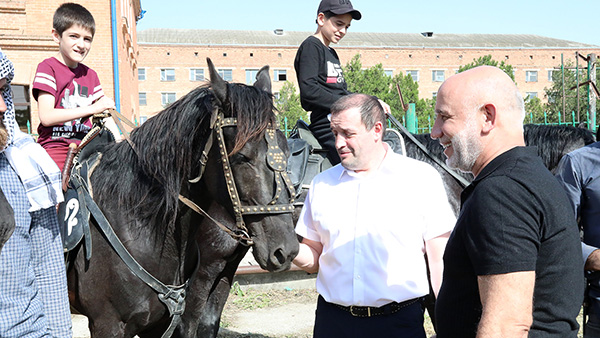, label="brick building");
[137,28,599,122]
[0,0,142,133]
